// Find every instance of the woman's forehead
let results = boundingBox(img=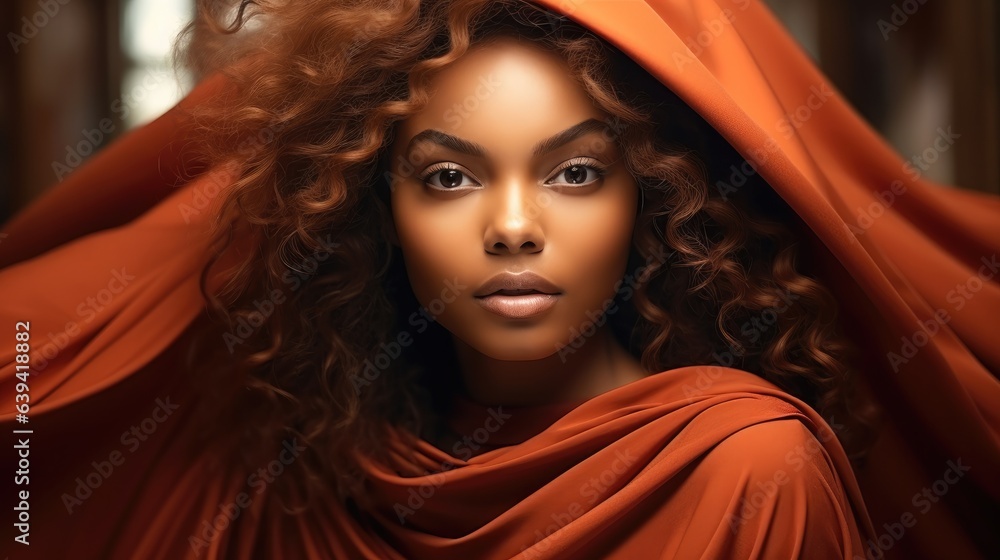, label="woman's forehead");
[392,37,608,158]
